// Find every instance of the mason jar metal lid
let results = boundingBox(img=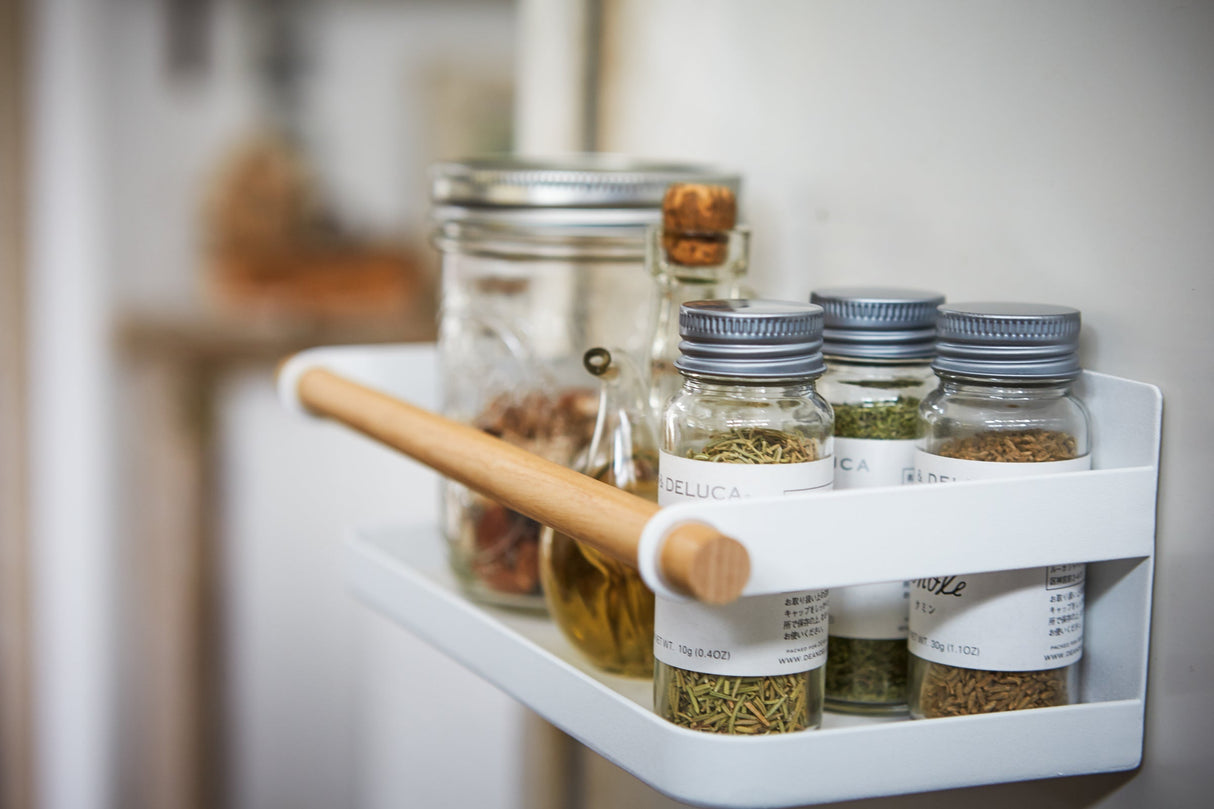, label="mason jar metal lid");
[932,302,1082,379]
[811,286,945,359]
[431,154,741,229]
[676,299,825,379]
